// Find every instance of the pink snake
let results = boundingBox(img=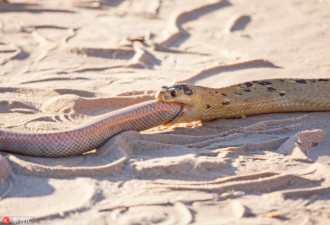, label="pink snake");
[0,101,182,157]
